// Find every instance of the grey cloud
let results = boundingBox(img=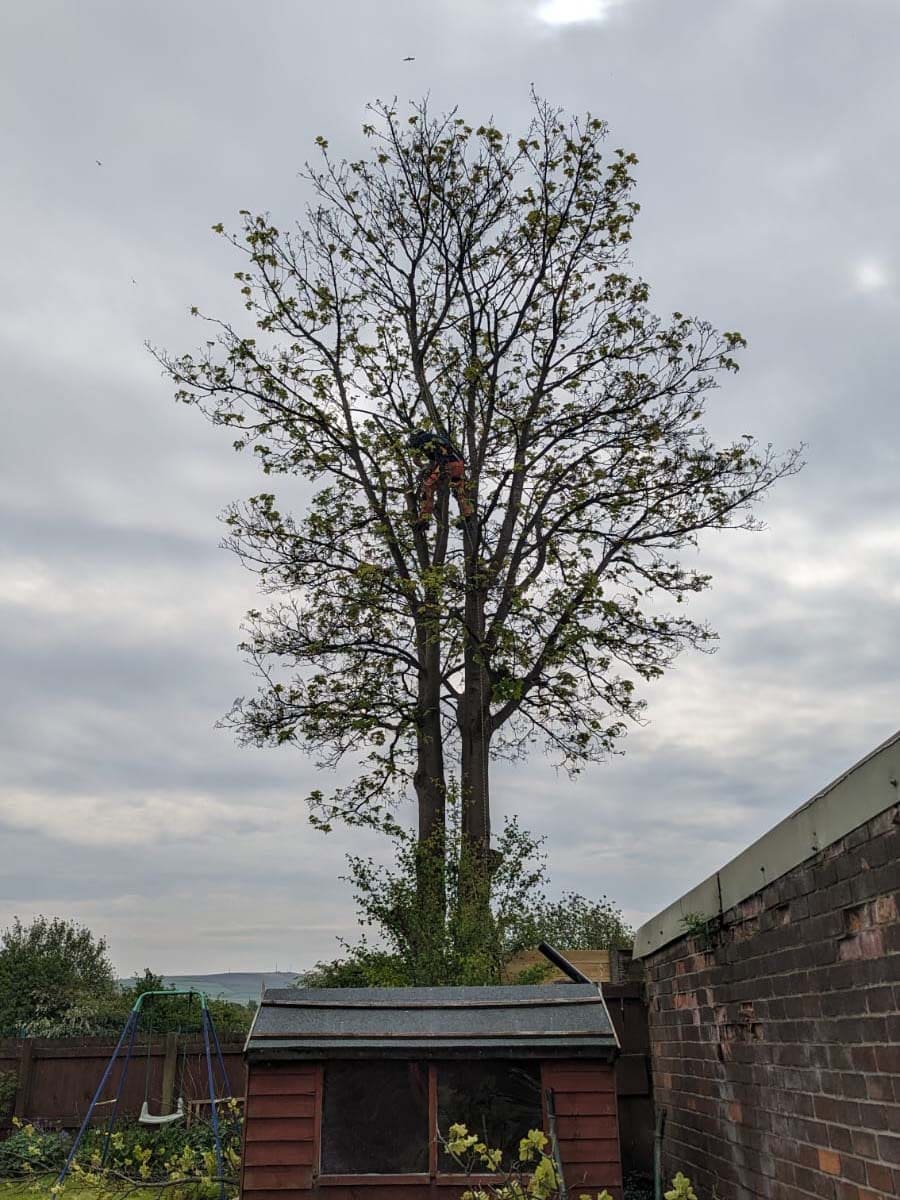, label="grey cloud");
[2,0,898,970]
